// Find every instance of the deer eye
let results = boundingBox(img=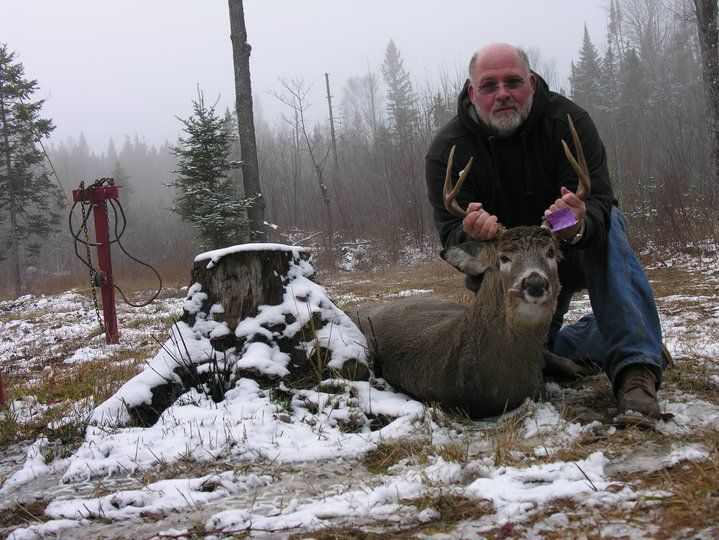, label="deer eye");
[547,248,555,259]
[499,255,511,264]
